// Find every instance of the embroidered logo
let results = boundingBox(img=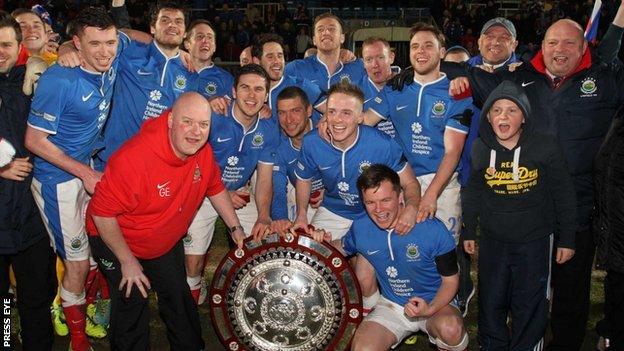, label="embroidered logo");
[580,77,597,95]
[174,75,187,90]
[432,100,446,116]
